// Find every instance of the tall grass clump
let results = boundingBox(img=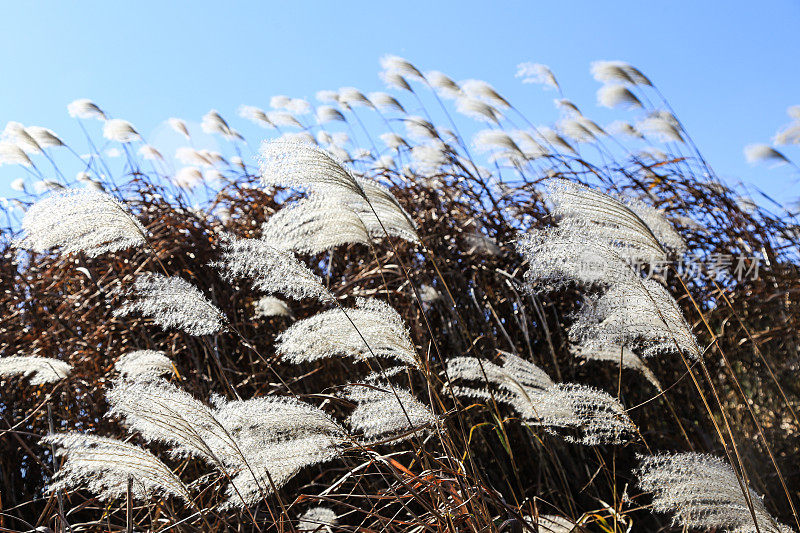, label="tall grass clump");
[0,56,798,532]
